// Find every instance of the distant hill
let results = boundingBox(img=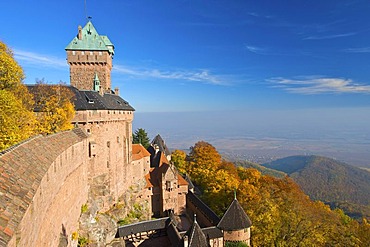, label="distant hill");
[235,160,286,178]
[263,155,370,219]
